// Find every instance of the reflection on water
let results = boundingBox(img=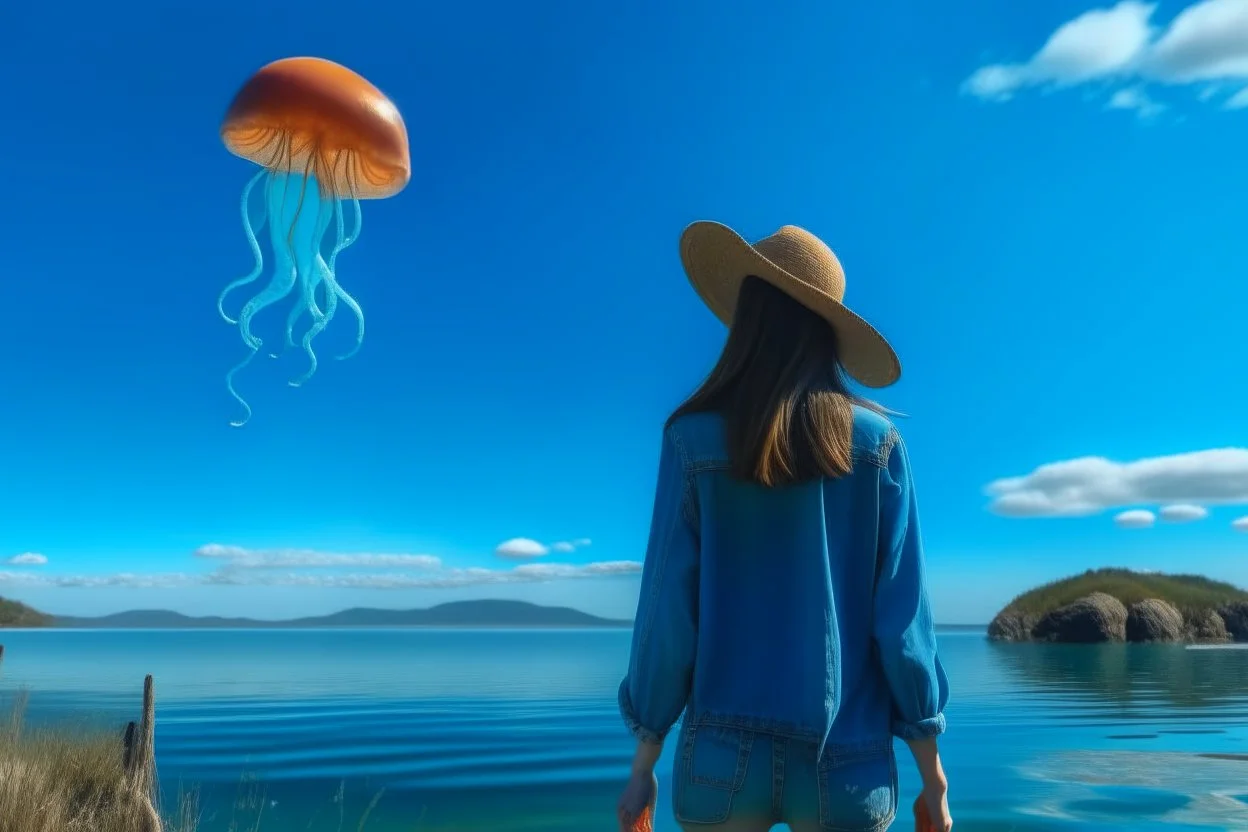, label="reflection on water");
[0,629,1244,830]
[1019,751,1248,830]
[990,641,1248,717]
